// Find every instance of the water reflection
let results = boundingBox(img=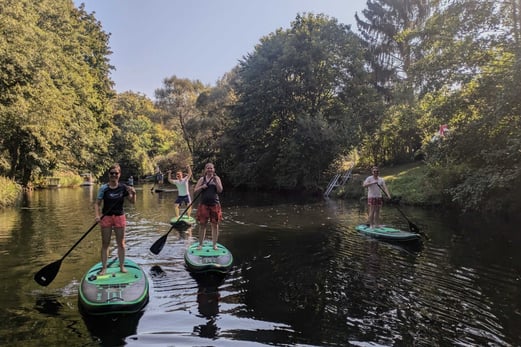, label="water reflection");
[192,272,226,339]
[82,311,144,346]
[1,187,520,346]
[34,293,63,316]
